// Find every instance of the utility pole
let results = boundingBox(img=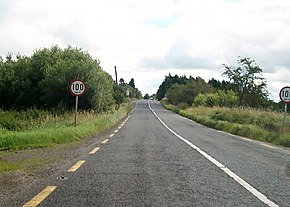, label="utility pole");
[114,66,118,85]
